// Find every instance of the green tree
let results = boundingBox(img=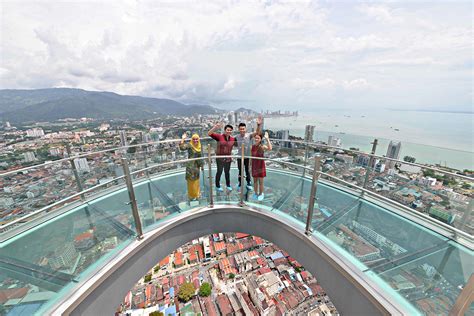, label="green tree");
[178,282,195,302]
[153,265,160,273]
[144,274,152,283]
[149,311,164,316]
[199,282,212,297]
[461,182,471,189]
[403,156,416,163]
[228,273,235,279]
